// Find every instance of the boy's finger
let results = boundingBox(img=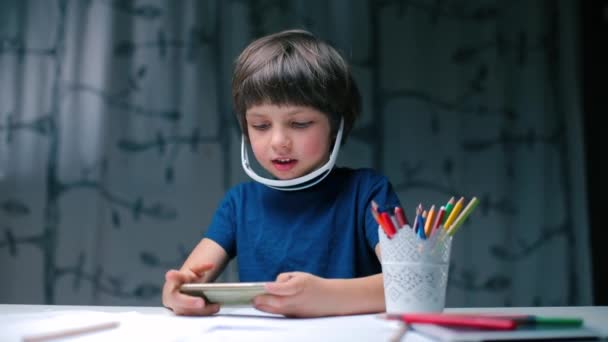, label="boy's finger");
[253,294,286,309]
[188,263,215,277]
[165,269,187,284]
[165,269,203,290]
[175,302,221,316]
[174,292,220,312]
[254,303,282,315]
[178,293,206,308]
